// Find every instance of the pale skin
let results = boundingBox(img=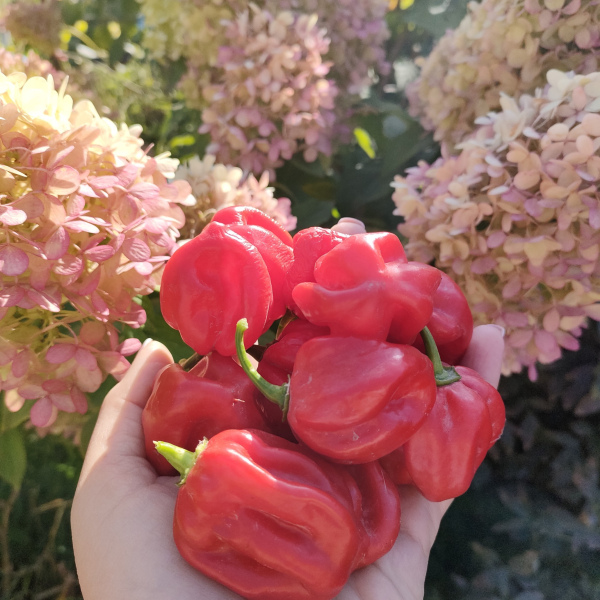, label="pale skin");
[71,324,505,600]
